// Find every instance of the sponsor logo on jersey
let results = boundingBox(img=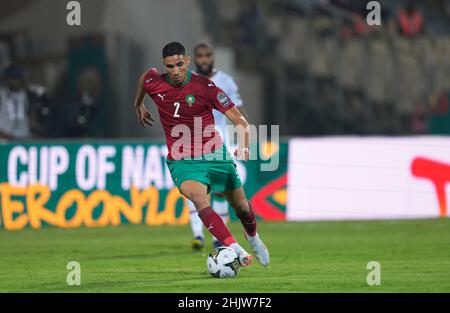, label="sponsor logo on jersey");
[217,92,231,107]
[185,94,195,107]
